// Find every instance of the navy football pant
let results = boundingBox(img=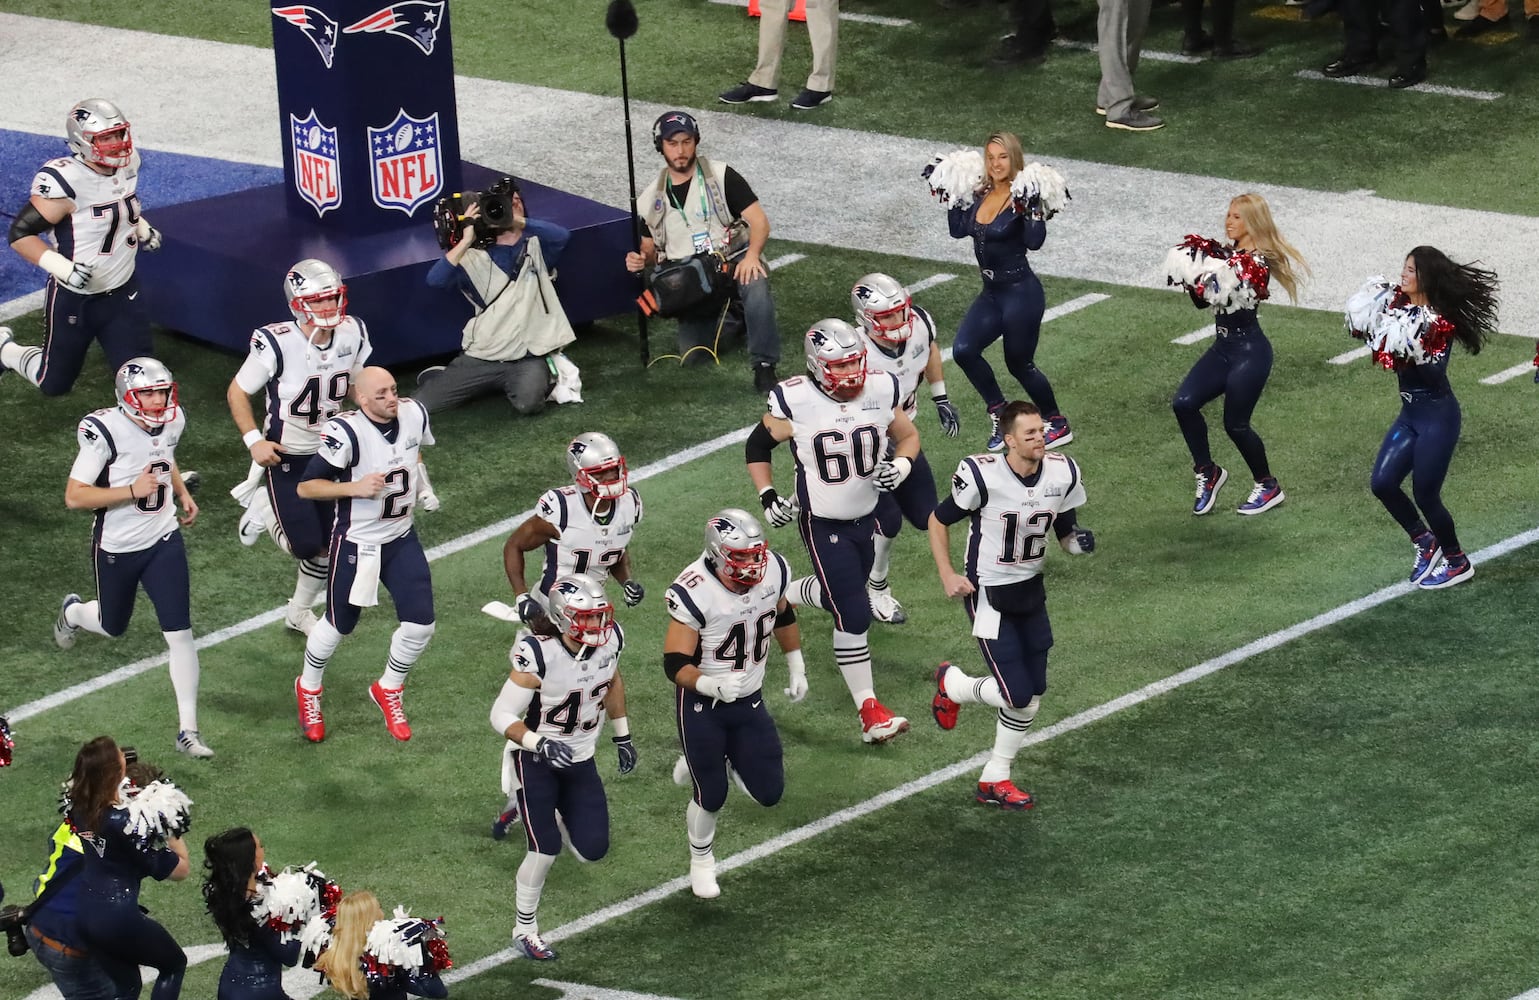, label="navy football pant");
[514,754,610,861]
[1371,392,1463,554]
[39,276,153,397]
[325,530,434,635]
[94,529,192,636]
[265,457,333,561]
[77,900,186,1000]
[951,273,1061,415]
[796,511,875,634]
[964,590,1052,709]
[676,686,785,813]
[874,449,938,538]
[1172,329,1274,480]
